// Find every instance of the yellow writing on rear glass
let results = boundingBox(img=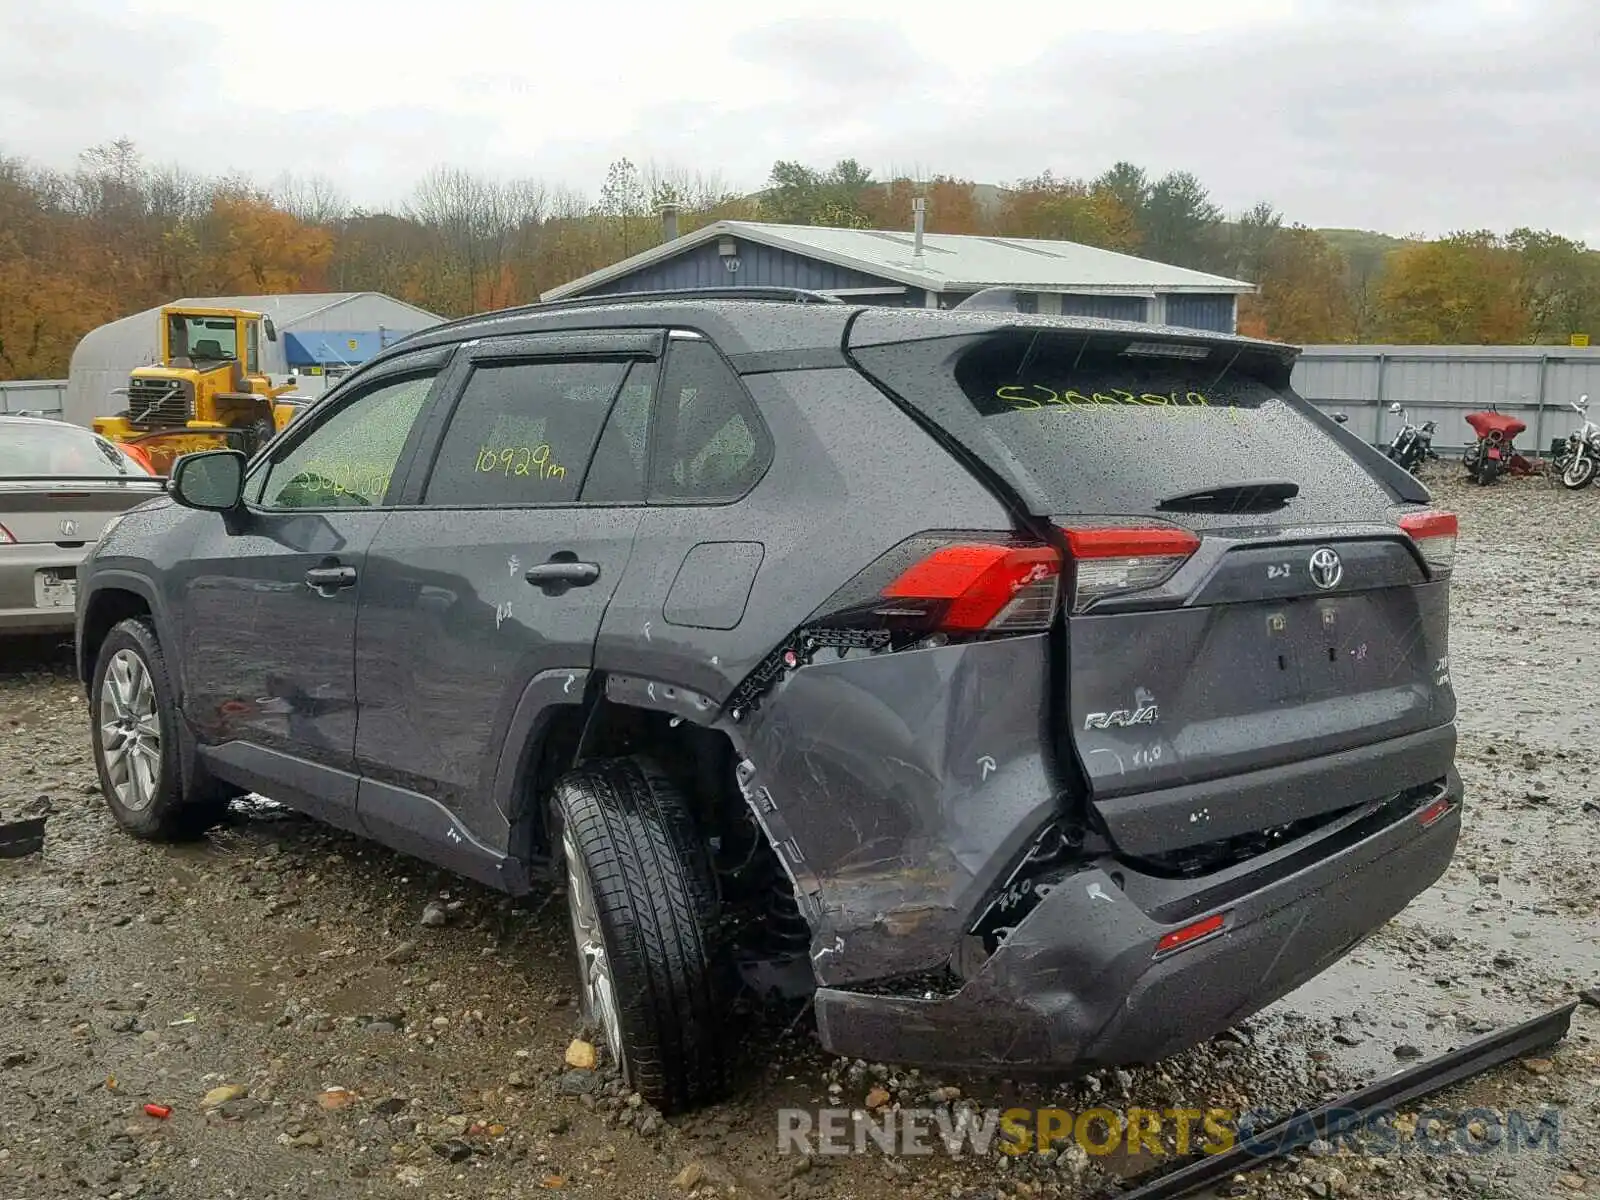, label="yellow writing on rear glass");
[996,385,1238,421]
[473,444,568,482]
